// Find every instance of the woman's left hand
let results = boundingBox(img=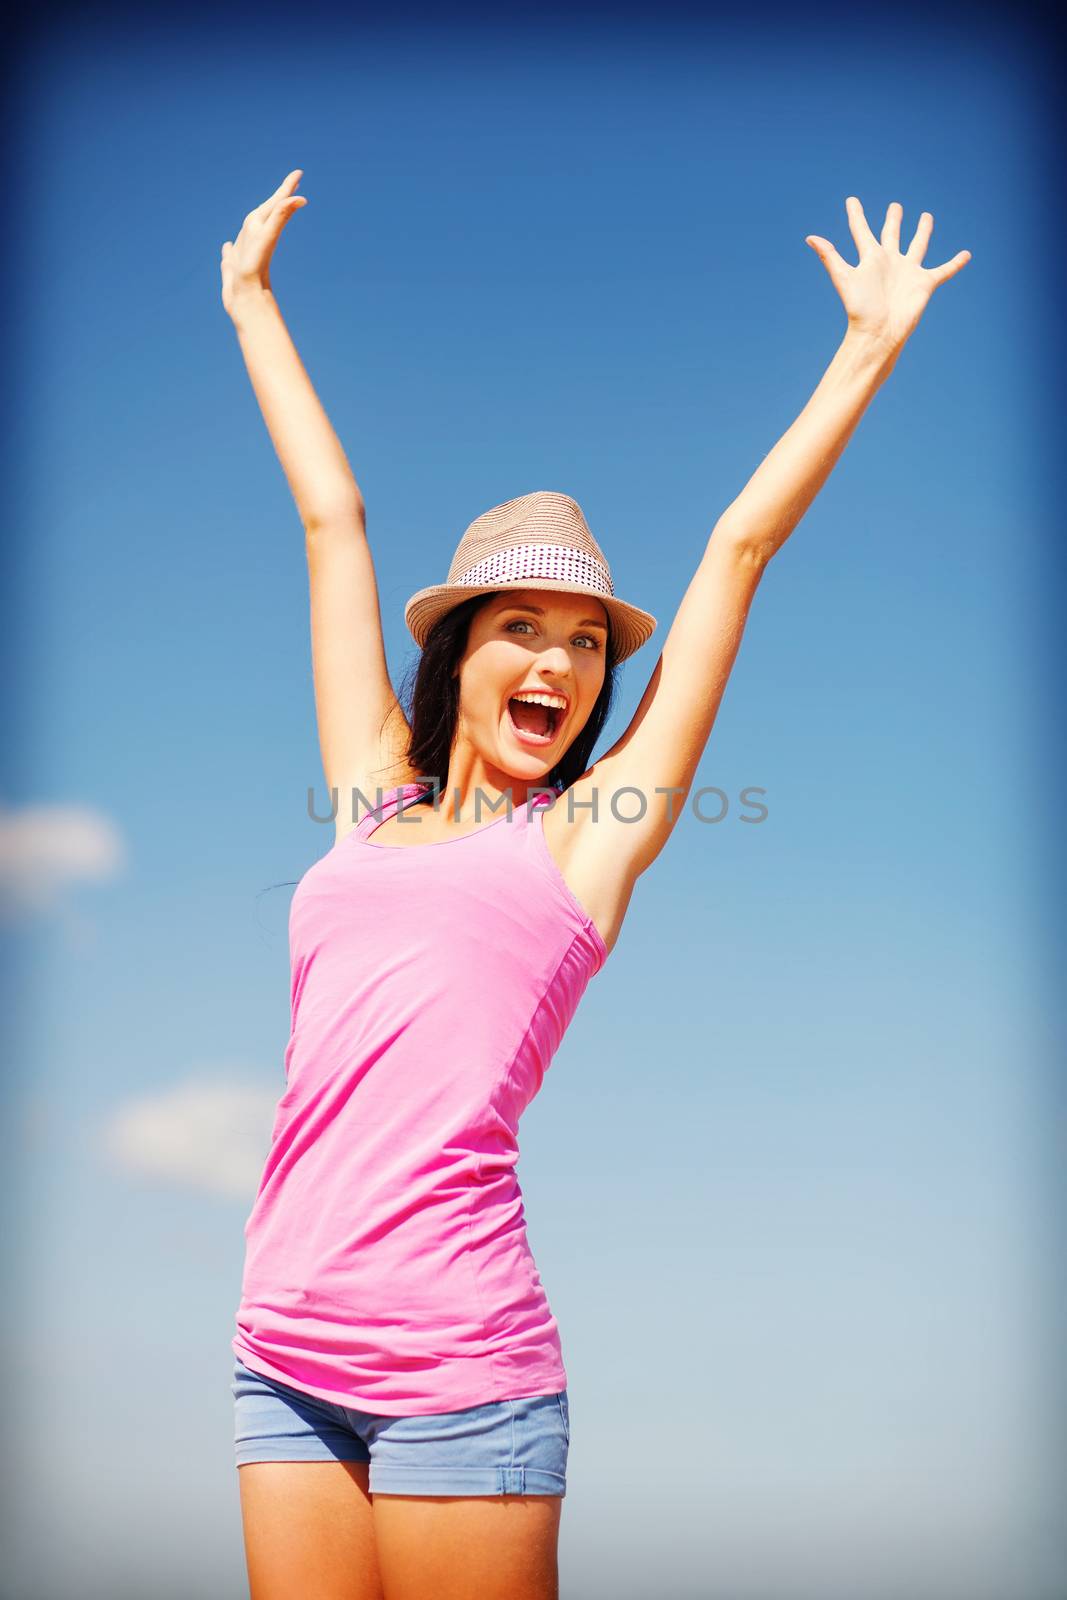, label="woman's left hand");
[806,197,971,354]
